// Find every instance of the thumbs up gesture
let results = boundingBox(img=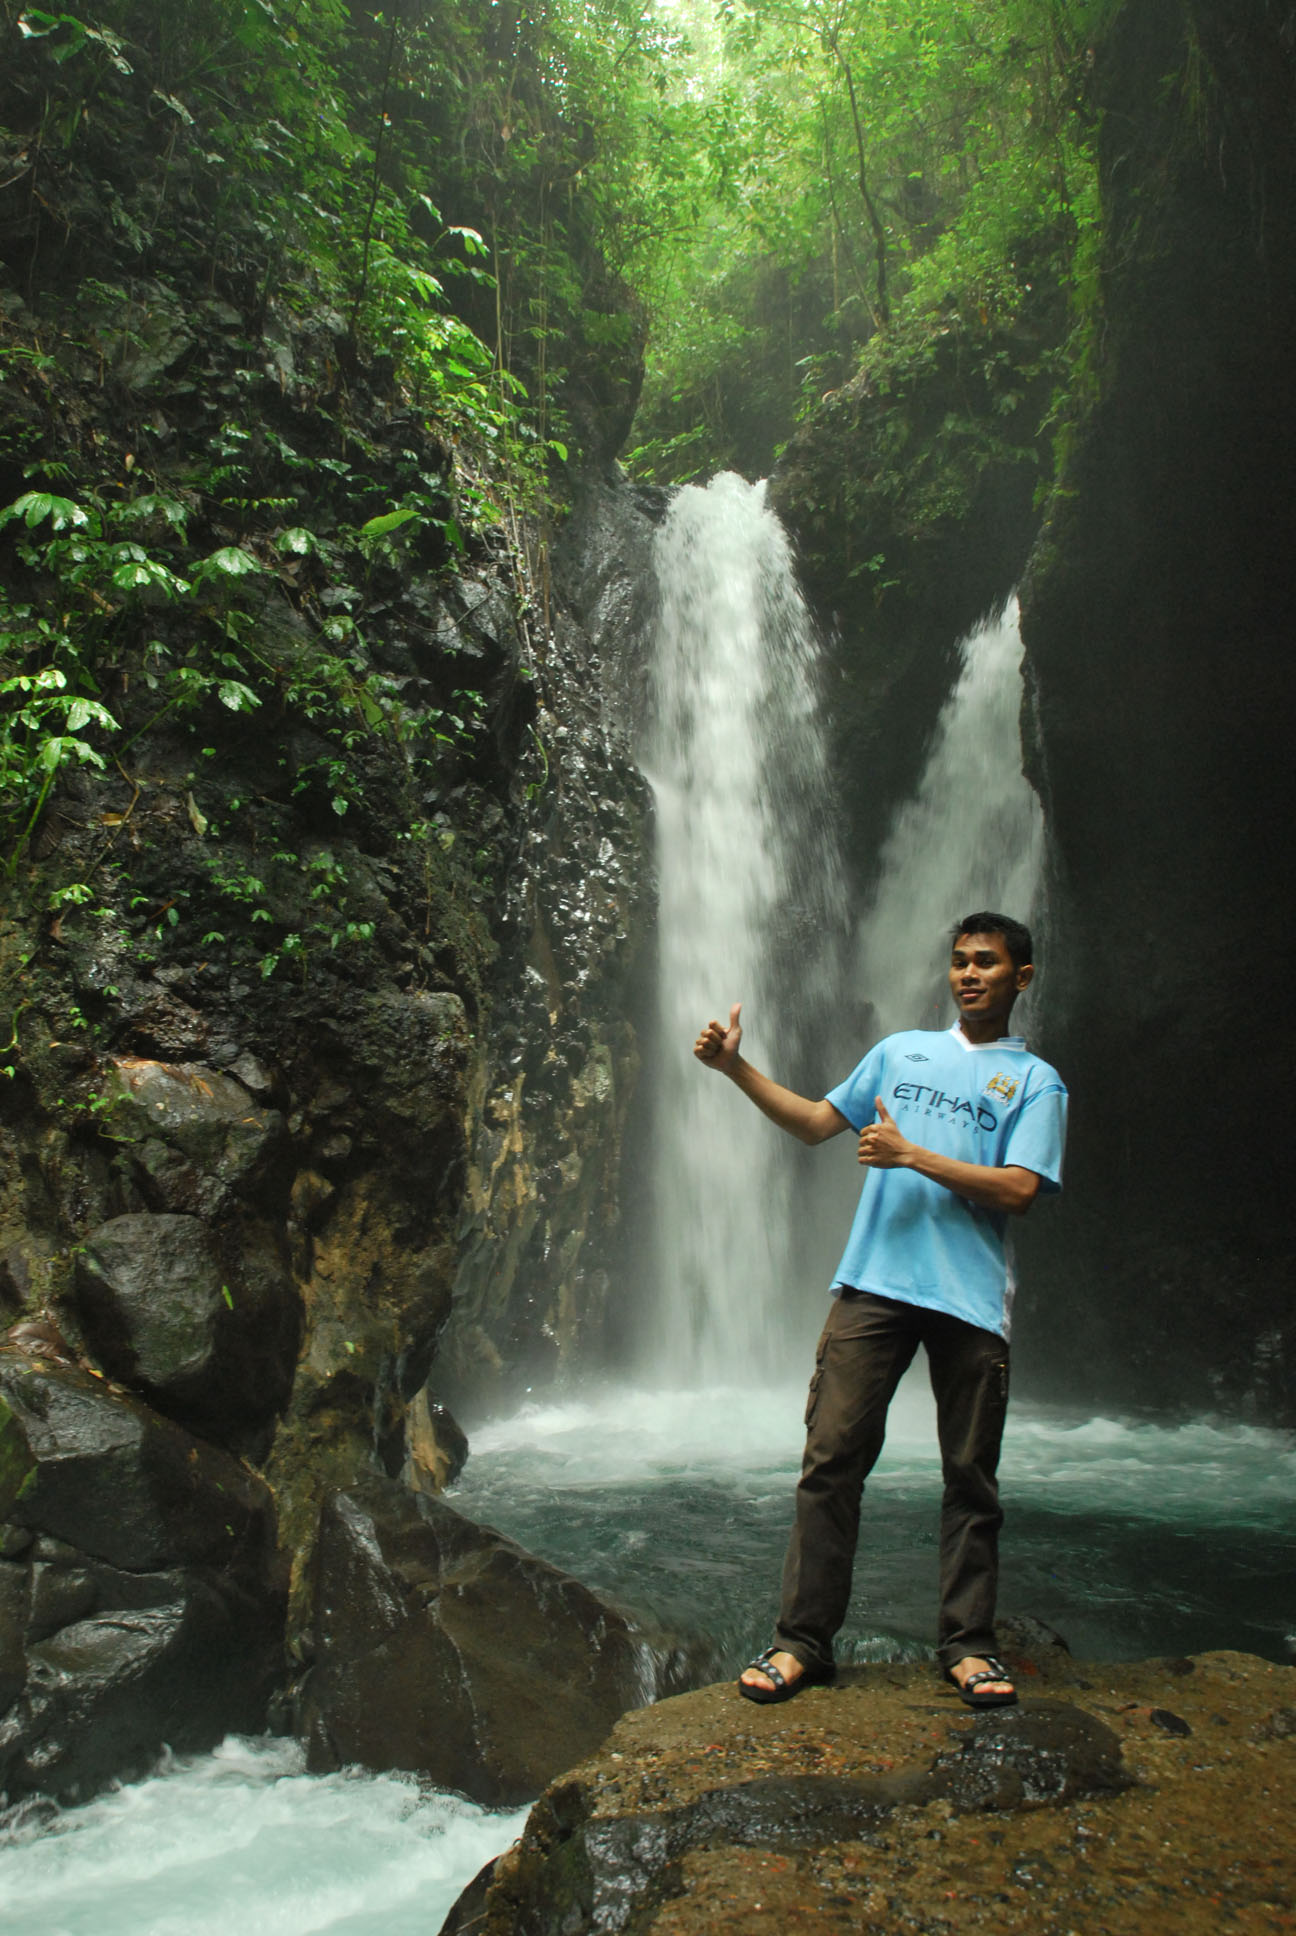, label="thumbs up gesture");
[857,1096,912,1169]
[694,1001,743,1073]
